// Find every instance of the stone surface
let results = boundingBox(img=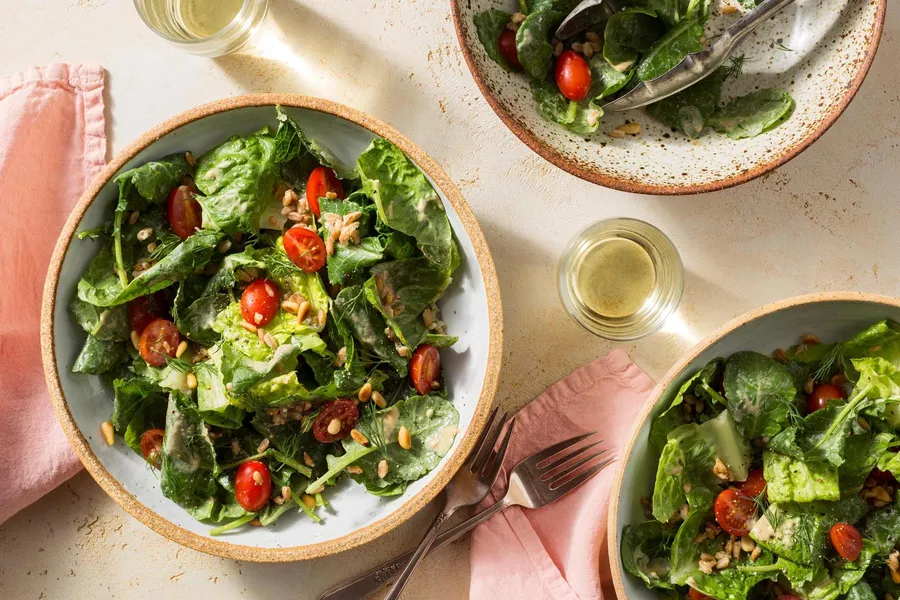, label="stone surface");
[1,1,898,598]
